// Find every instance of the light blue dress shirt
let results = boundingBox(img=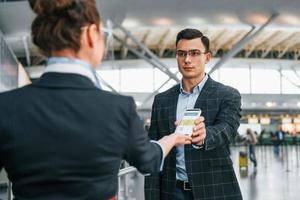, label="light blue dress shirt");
[46,57,101,89]
[176,74,208,181]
